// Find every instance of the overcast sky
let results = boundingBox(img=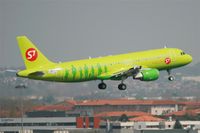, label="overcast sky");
[0,0,199,67]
